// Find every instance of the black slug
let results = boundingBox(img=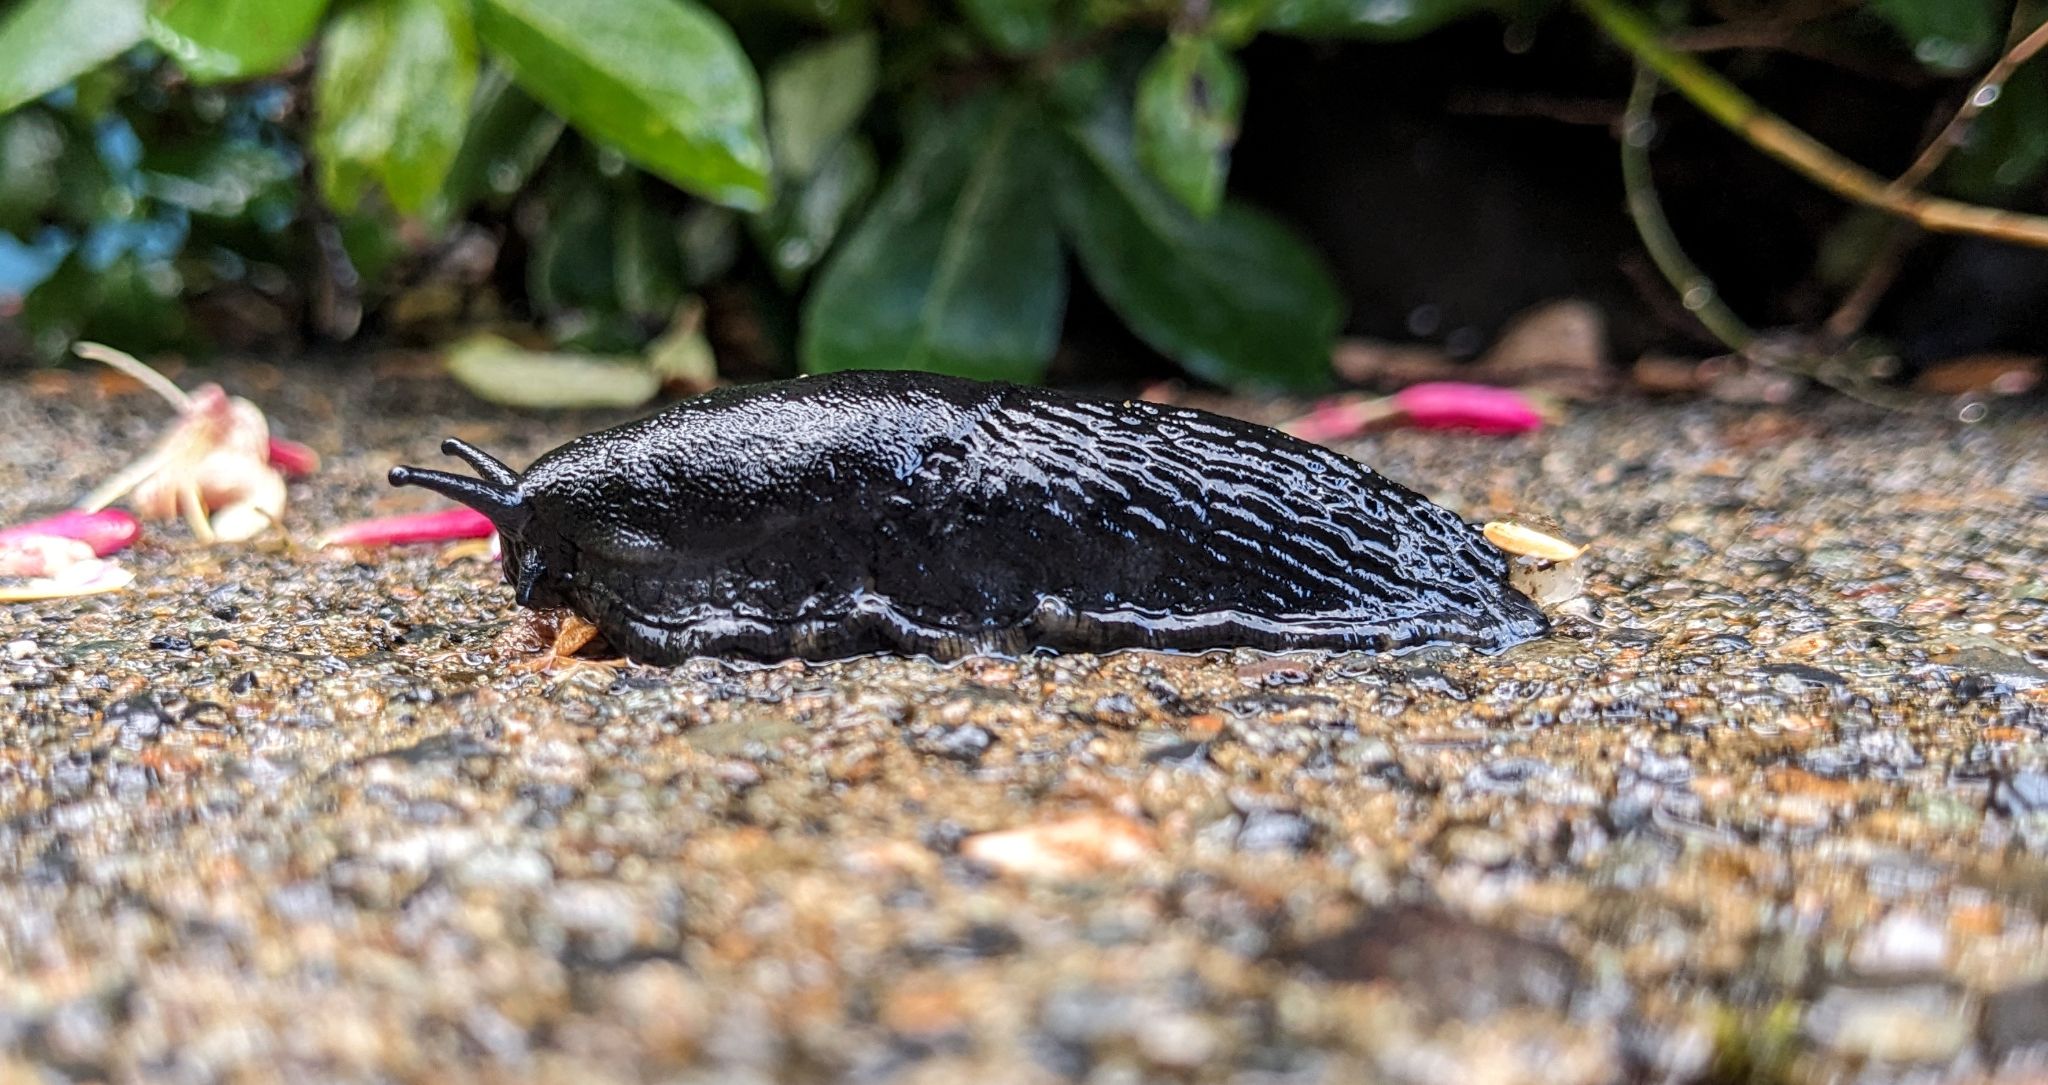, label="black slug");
[389,371,1546,663]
